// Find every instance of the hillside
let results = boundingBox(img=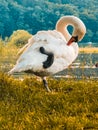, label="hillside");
[0,0,98,42]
